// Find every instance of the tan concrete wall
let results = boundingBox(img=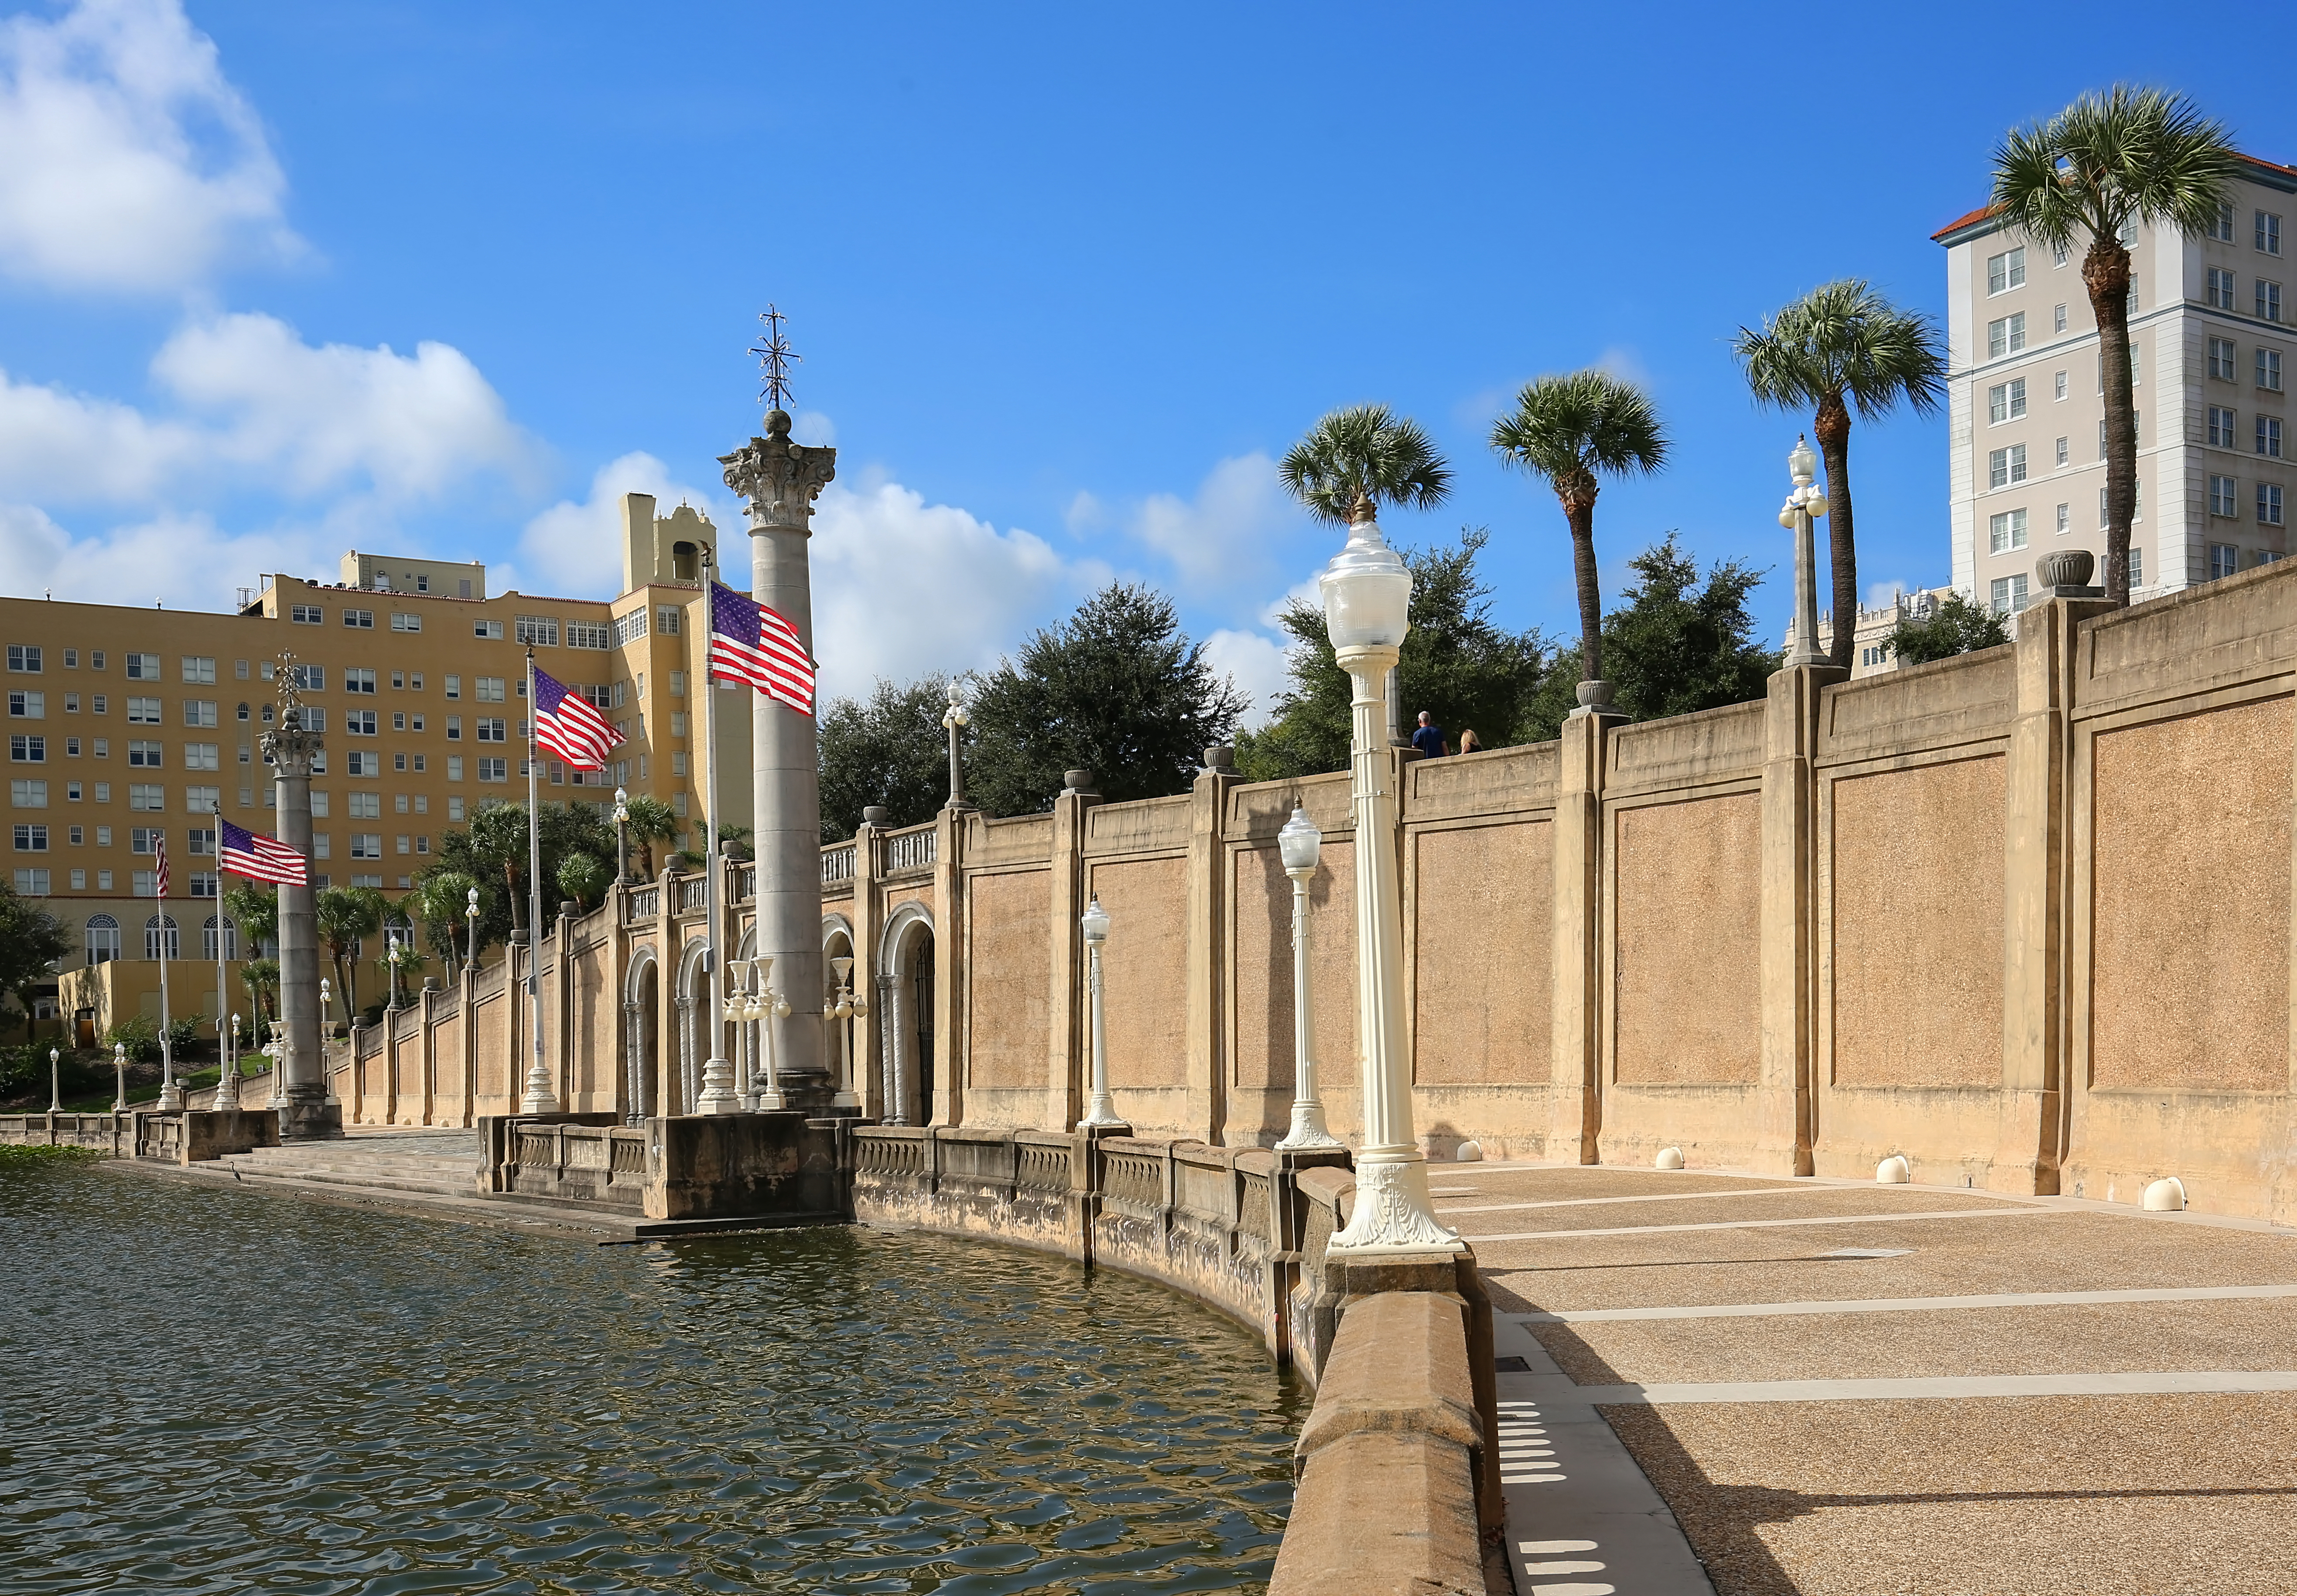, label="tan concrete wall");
[1611,794,1762,1086]
[1089,854,1189,1102]
[966,868,1051,1096]
[1228,834,1360,1145]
